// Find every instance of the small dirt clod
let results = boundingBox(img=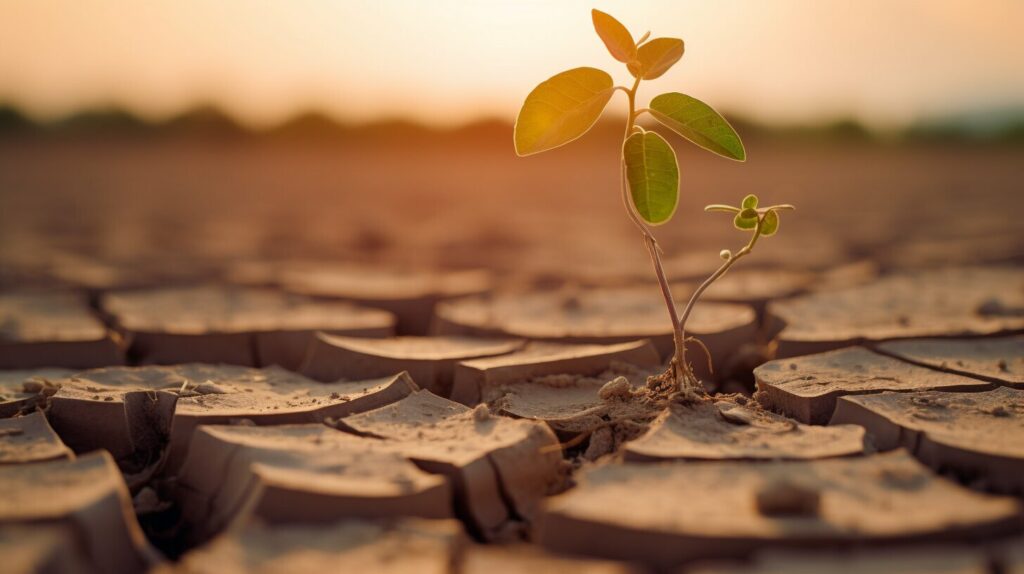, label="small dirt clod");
[598,377,632,402]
